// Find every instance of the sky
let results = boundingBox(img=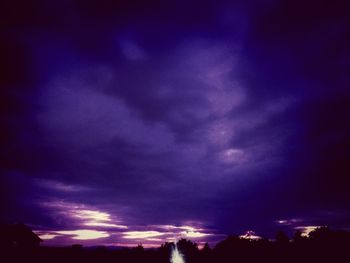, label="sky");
[1,0,350,247]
